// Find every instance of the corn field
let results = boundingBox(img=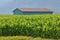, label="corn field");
[0,15,60,39]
